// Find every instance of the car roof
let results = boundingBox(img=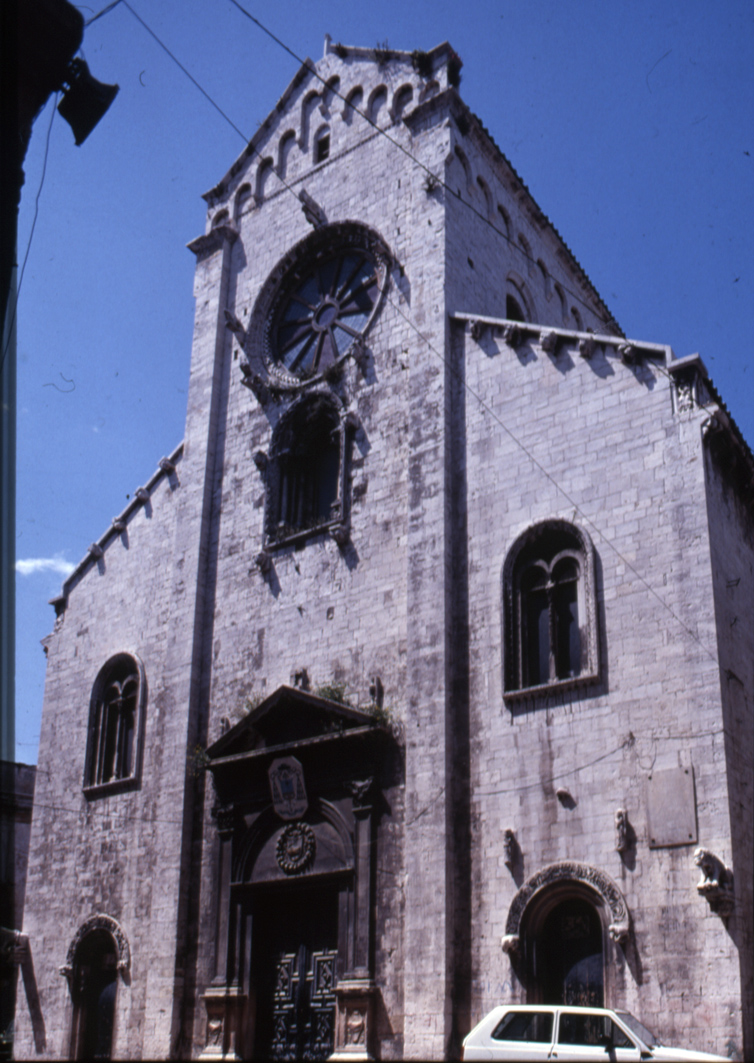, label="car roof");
[491,1005,617,1014]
